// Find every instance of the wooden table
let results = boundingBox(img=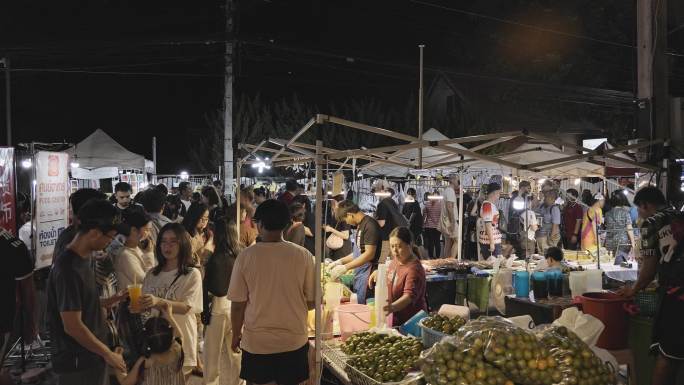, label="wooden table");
[504,295,578,325]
